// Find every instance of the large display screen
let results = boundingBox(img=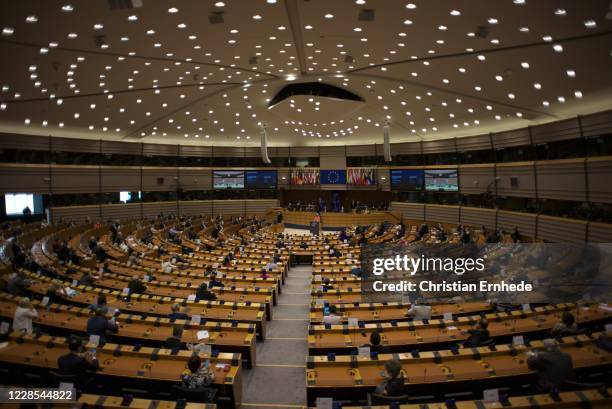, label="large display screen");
[424,169,459,191]
[213,170,245,189]
[245,170,277,189]
[320,169,346,185]
[390,169,424,190]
